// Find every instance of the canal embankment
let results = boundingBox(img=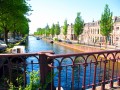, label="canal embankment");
[44,39,103,52]
[43,39,120,90]
[54,41,103,52]
[44,39,120,62]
